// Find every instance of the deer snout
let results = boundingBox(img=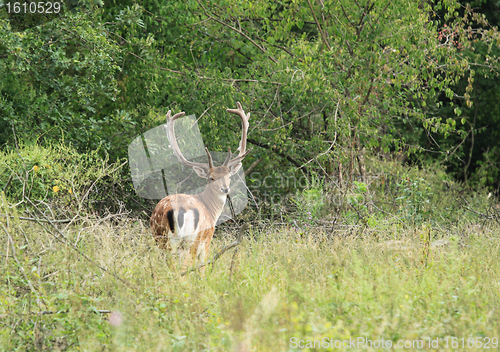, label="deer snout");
[220,187,230,194]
